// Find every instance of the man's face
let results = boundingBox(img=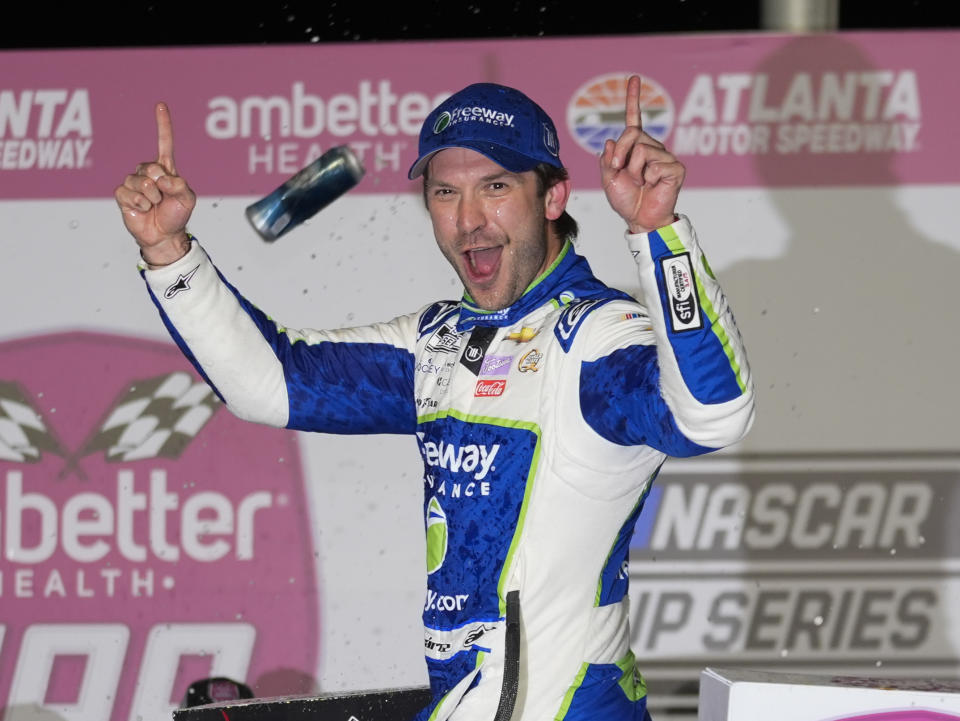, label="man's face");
[425,147,567,311]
